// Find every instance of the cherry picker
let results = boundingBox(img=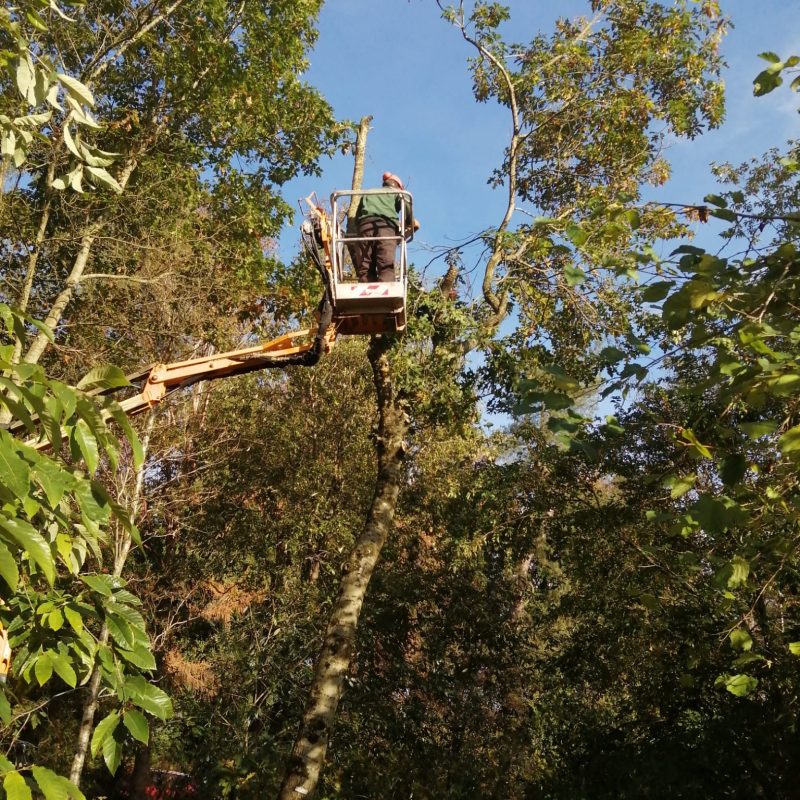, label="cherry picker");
[107,186,413,418]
